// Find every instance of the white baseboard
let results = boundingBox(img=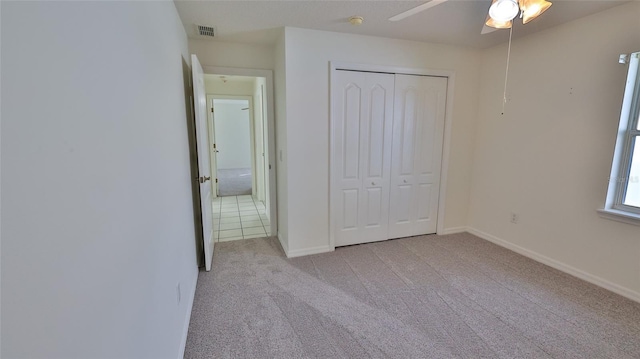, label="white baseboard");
[178,270,198,359]
[467,227,640,304]
[277,232,289,256]
[286,245,334,258]
[438,226,467,235]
